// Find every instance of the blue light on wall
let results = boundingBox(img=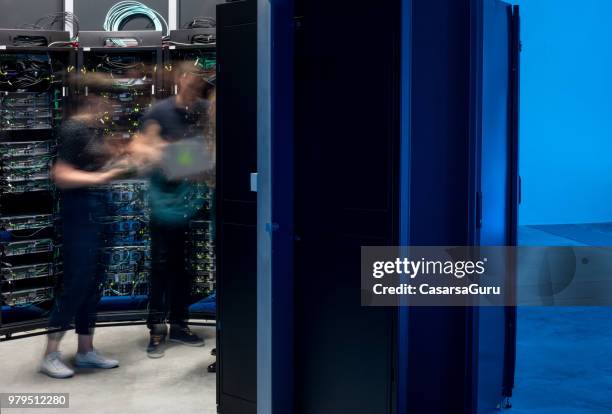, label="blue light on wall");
[513,0,612,225]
